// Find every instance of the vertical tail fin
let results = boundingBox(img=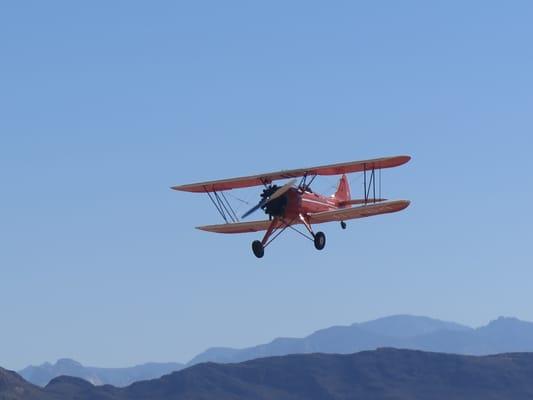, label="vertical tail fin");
[334,174,351,203]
